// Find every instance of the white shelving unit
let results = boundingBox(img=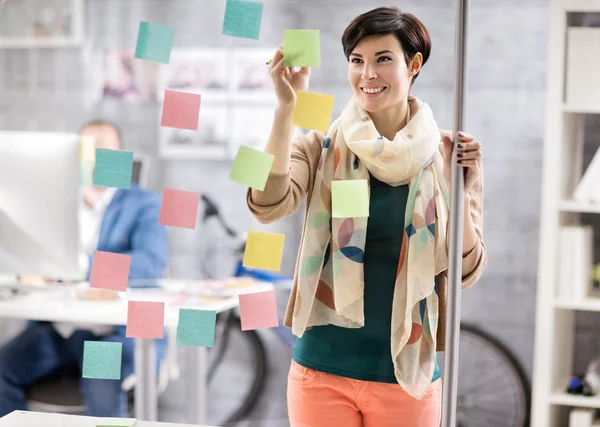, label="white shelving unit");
[532,1,600,426]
